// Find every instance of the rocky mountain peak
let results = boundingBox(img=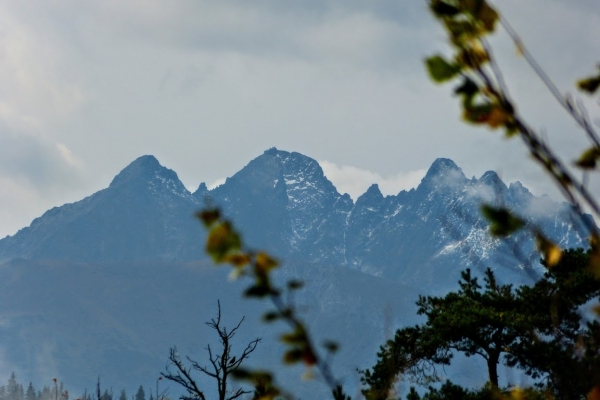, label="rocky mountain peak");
[109,155,161,187]
[508,181,532,198]
[356,184,383,205]
[0,149,592,282]
[478,170,507,192]
[193,182,209,199]
[109,155,190,199]
[419,158,467,190]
